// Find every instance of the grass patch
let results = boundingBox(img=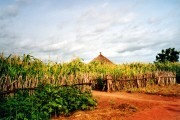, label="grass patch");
[109,99,116,107]
[117,103,138,112]
[126,84,180,96]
